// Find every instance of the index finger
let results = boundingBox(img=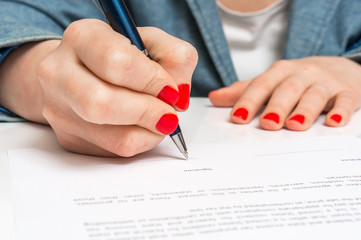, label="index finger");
[140,27,198,111]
